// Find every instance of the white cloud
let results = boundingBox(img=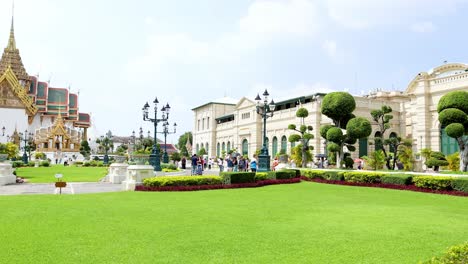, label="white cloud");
[126,0,321,81]
[239,0,319,37]
[322,40,337,58]
[410,21,436,33]
[326,0,466,29]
